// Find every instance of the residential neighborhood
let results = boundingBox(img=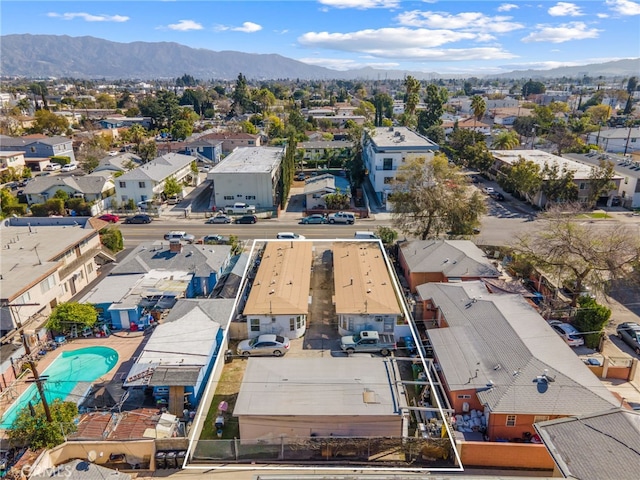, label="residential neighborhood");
[1,46,640,480]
